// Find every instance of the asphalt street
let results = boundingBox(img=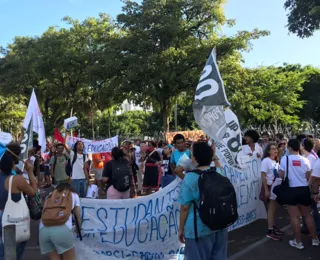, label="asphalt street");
[23,188,319,260]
